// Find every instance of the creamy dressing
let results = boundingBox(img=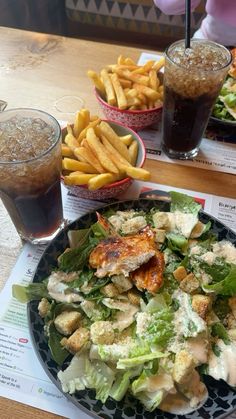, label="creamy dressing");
[208,339,236,387]
[47,272,83,303]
